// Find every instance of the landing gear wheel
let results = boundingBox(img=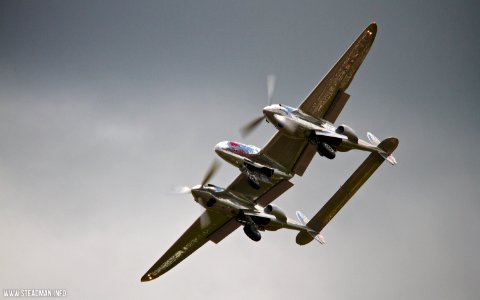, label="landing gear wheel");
[243,224,261,241]
[317,142,336,159]
[247,177,261,190]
